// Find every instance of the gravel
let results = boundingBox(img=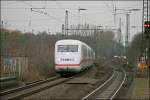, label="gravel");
[23,64,113,99]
